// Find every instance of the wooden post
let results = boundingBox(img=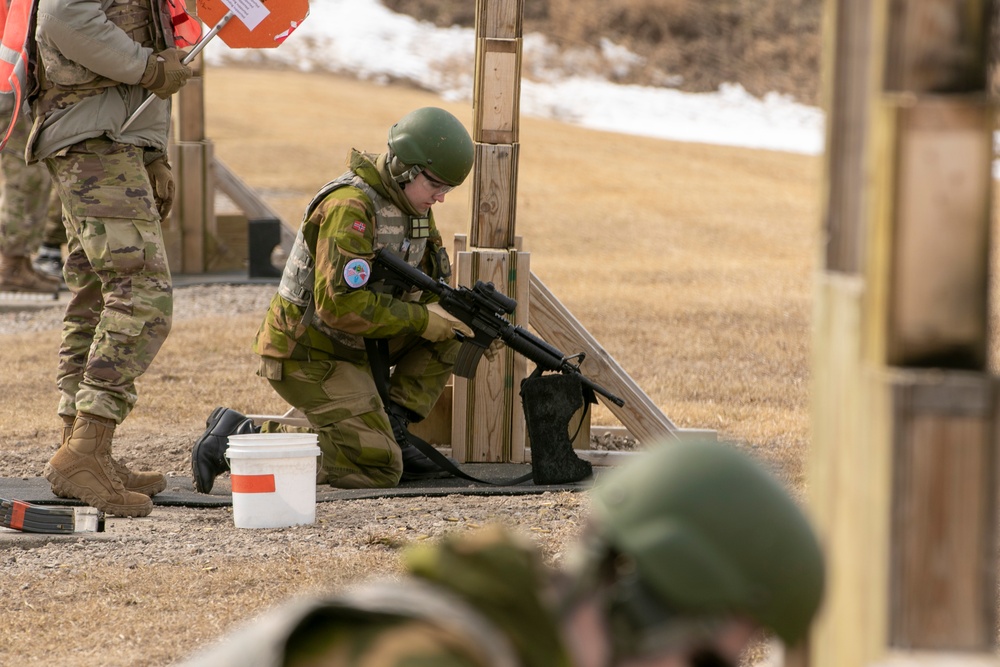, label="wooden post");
[807,0,999,665]
[166,16,218,276]
[452,0,528,462]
